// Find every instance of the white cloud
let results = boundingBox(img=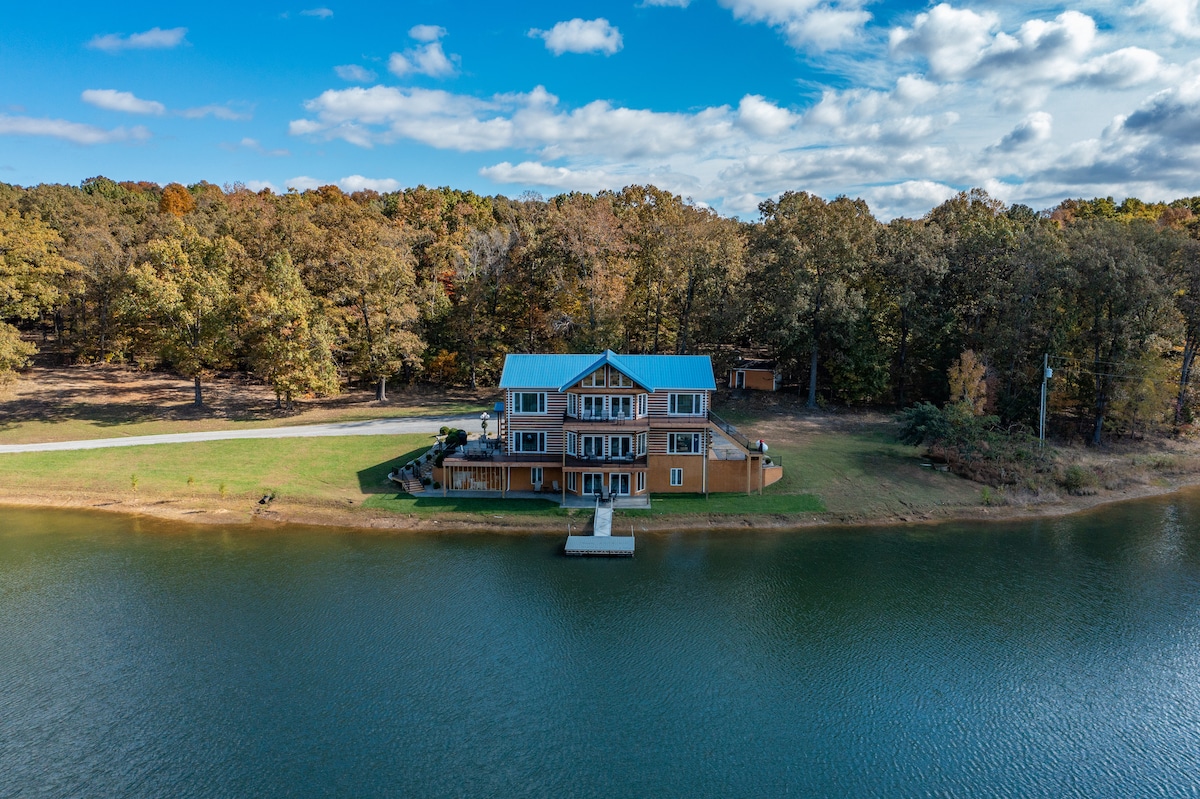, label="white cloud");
[286,176,322,191]
[338,175,402,192]
[642,0,690,6]
[480,161,622,193]
[718,0,871,51]
[530,19,624,56]
[0,114,150,145]
[388,26,459,78]
[335,64,377,82]
[244,180,280,193]
[81,89,165,115]
[87,26,187,52]
[409,24,446,43]
[1132,0,1200,39]
[735,95,798,136]
[991,111,1053,152]
[300,8,333,18]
